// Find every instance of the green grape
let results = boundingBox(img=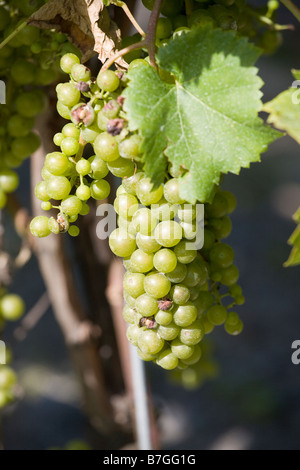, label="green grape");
[0,294,25,321]
[194,291,214,315]
[153,248,177,273]
[94,133,120,162]
[130,249,154,273]
[97,70,120,92]
[209,216,232,239]
[109,228,136,258]
[61,137,80,156]
[90,180,111,200]
[151,198,177,222]
[68,226,80,237]
[181,344,202,366]
[225,318,244,335]
[56,83,81,107]
[122,305,137,324]
[132,208,157,236]
[76,185,91,201]
[155,309,173,326]
[30,216,51,238]
[11,133,41,159]
[157,322,180,341]
[107,158,135,178]
[202,228,215,251]
[209,243,234,268]
[173,302,198,327]
[45,152,70,176]
[124,291,137,309]
[136,233,161,254]
[171,338,194,360]
[81,126,99,143]
[0,170,19,193]
[35,181,50,202]
[114,194,139,219]
[61,196,82,217]
[57,101,71,120]
[137,349,158,362]
[219,190,236,213]
[124,272,145,298]
[60,53,81,74]
[166,262,187,283]
[154,220,182,248]
[102,100,121,119]
[16,91,46,118]
[144,272,171,299]
[97,110,109,131]
[170,284,190,305]
[119,135,142,160]
[126,324,140,346]
[136,178,164,206]
[11,58,36,85]
[207,305,227,326]
[79,203,90,216]
[41,202,52,211]
[173,240,197,264]
[156,17,173,40]
[0,366,17,389]
[122,172,144,196]
[184,260,208,288]
[229,284,243,298]
[71,63,91,82]
[177,204,197,223]
[53,133,64,147]
[76,159,91,176]
[7,115,35,138]
[179,319,204,346]
[164,178,185,204]
[135,294,158,316]
[88,156,109,179]
[157,349,178,370]
[62,123,81,140]
[138,329,164,355]
[220,264,239,286]
[47,176,71,200]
